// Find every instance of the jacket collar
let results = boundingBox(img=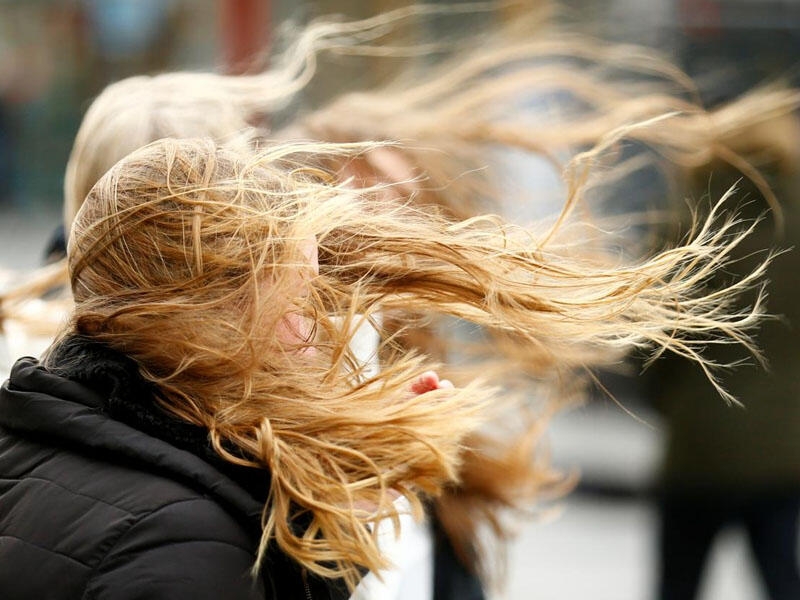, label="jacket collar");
[0,340,266,531]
